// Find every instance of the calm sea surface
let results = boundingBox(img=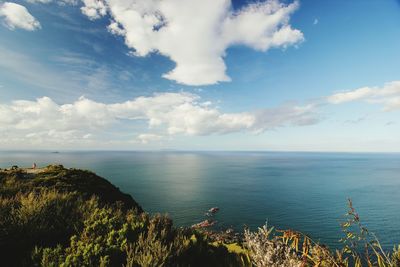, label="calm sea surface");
[0,151,399,249]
